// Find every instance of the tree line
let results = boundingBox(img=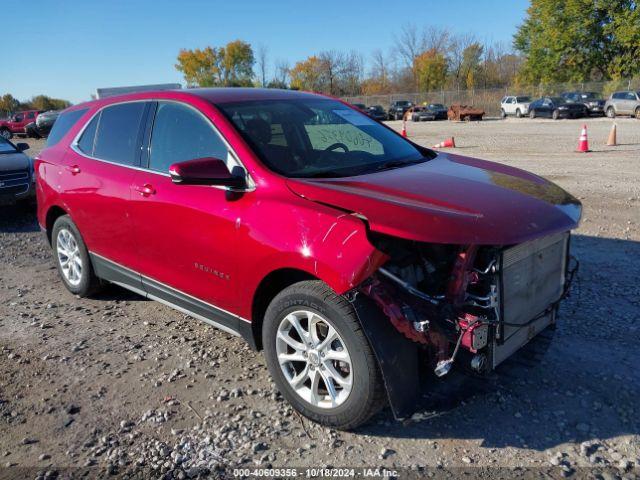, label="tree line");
[175,0,639,96]
[2,0,638,114]
[0,94,71,117]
